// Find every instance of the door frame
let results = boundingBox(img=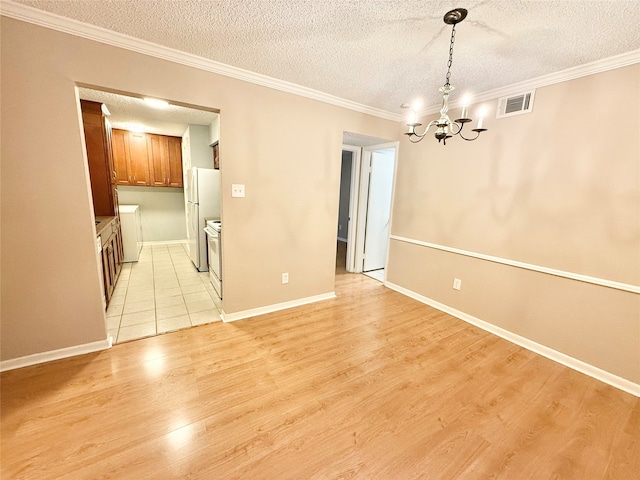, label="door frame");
[354,141,399,274]
[340,145,361,273]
